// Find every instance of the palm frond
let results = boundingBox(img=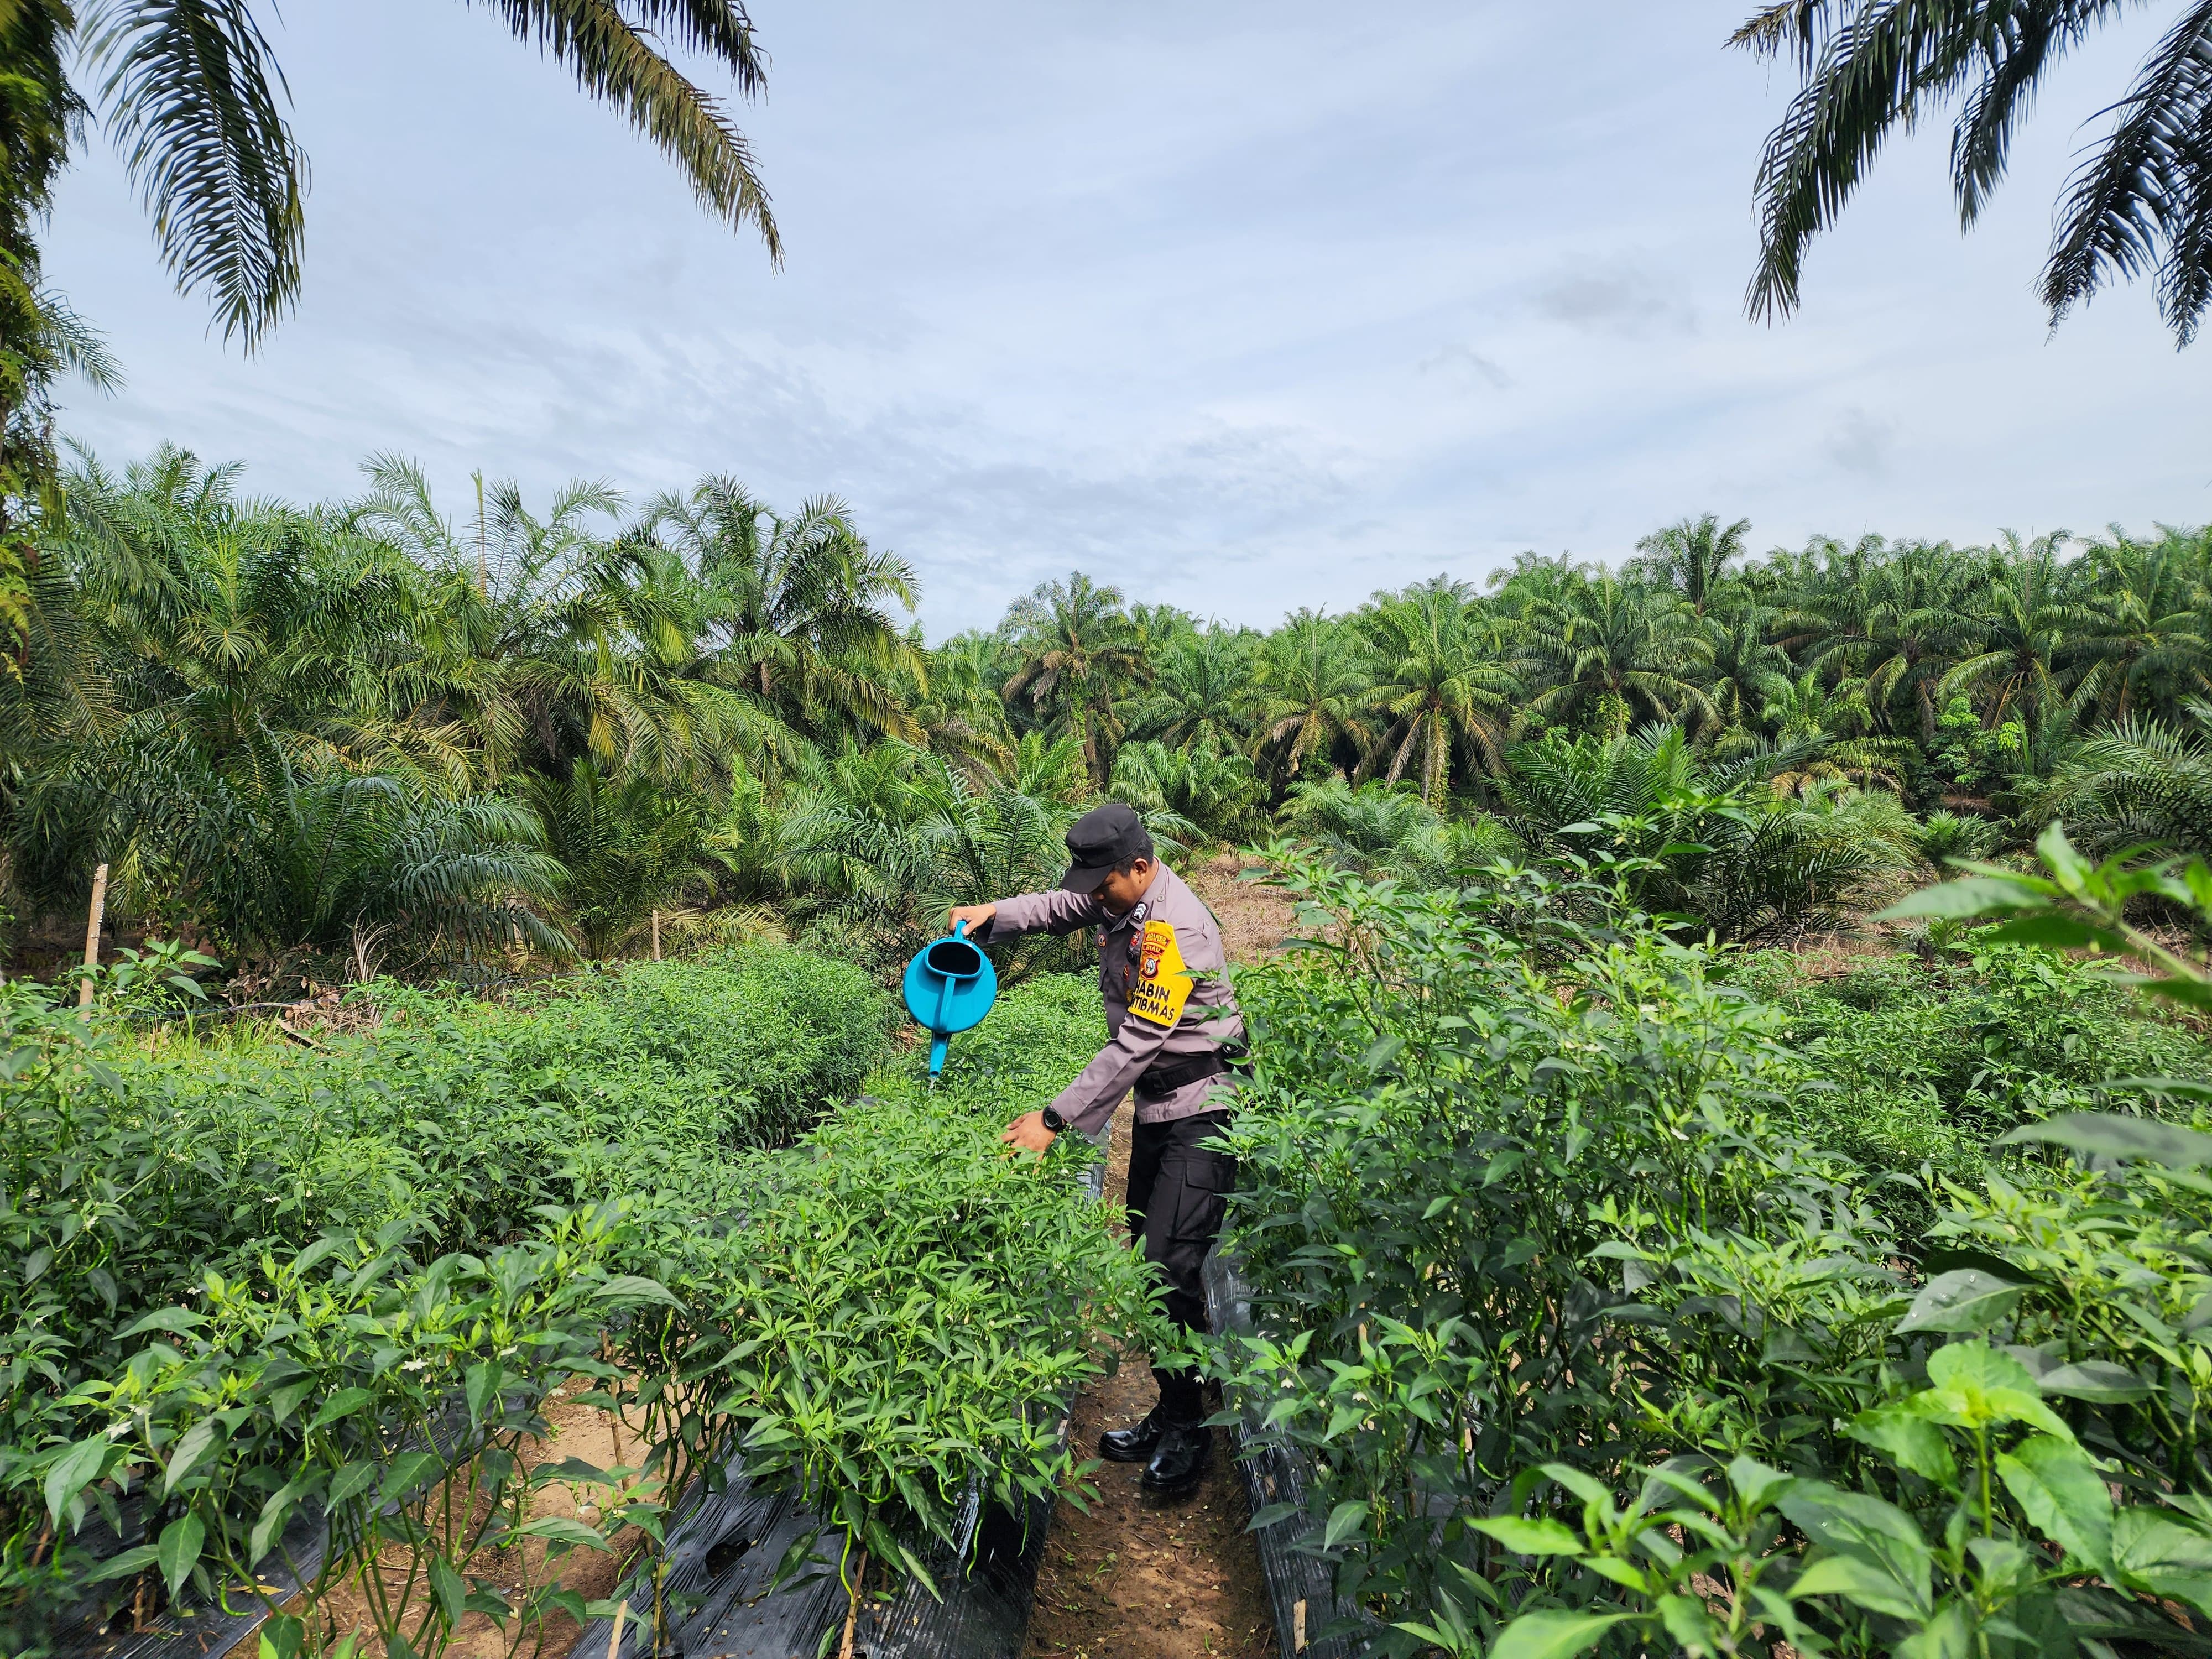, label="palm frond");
[471,0,780,258]
[2044,0,2212,342]
[85,0,305,345]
